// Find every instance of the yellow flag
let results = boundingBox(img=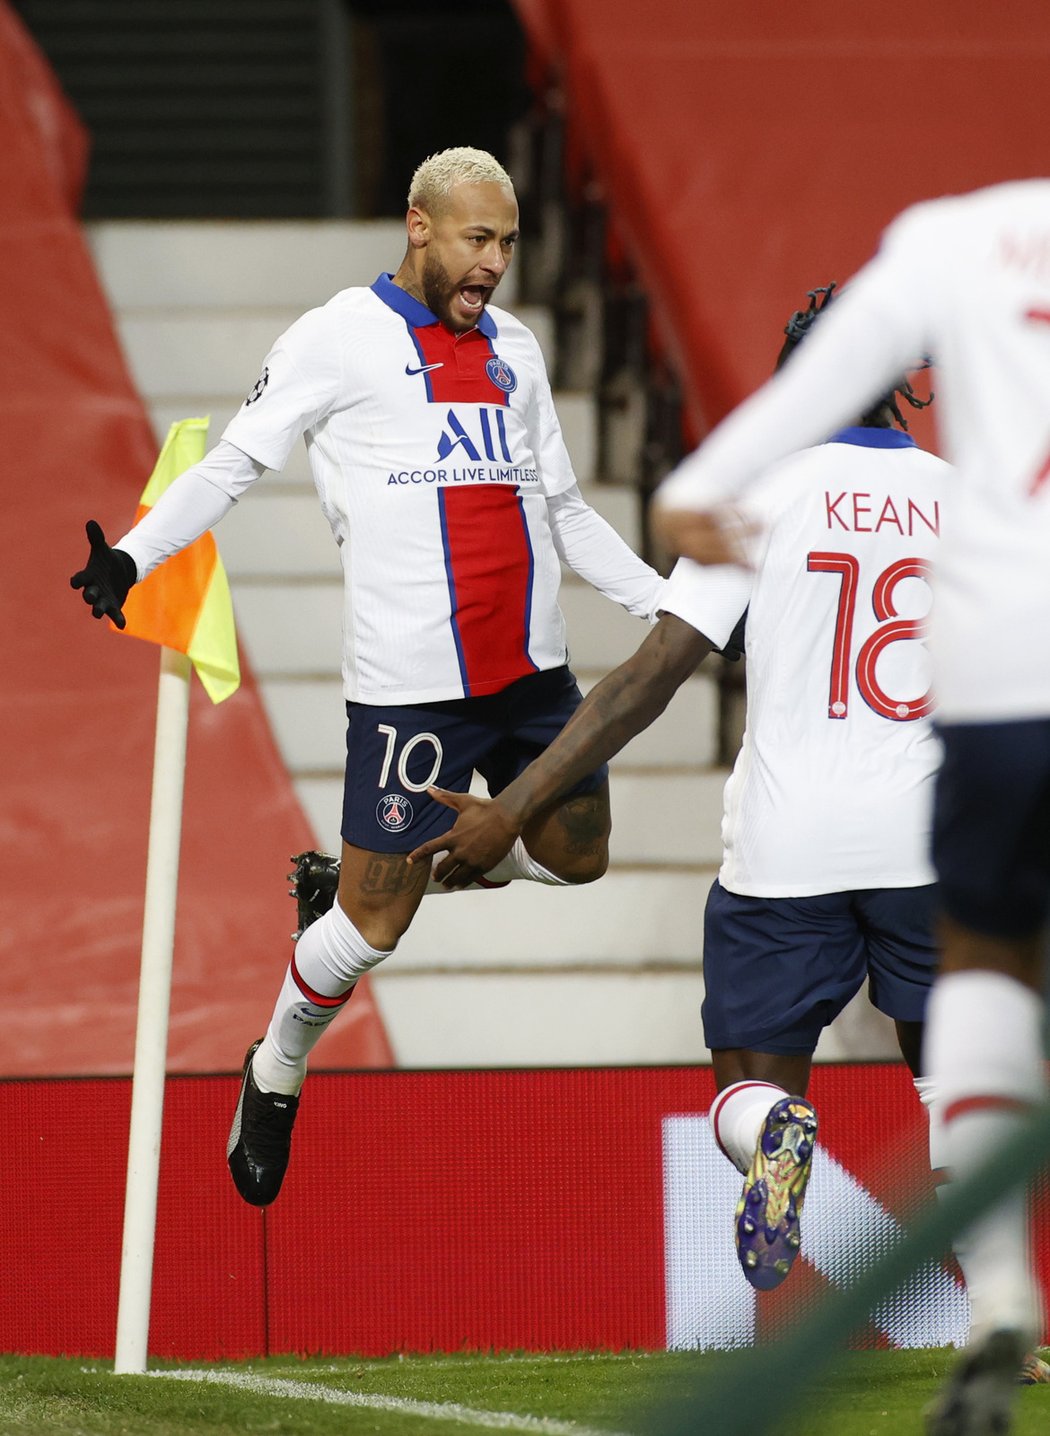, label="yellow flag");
[118,418,241,703]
